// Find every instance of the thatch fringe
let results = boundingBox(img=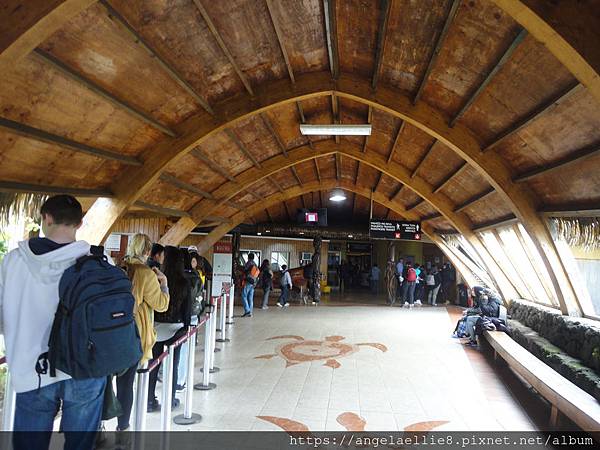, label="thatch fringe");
[550,217,600,251]
[0,193,47,227]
